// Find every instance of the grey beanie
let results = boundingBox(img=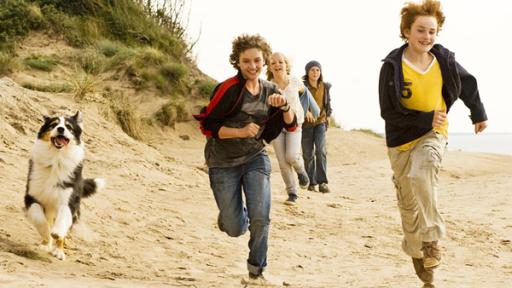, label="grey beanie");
[305,60,322,73]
